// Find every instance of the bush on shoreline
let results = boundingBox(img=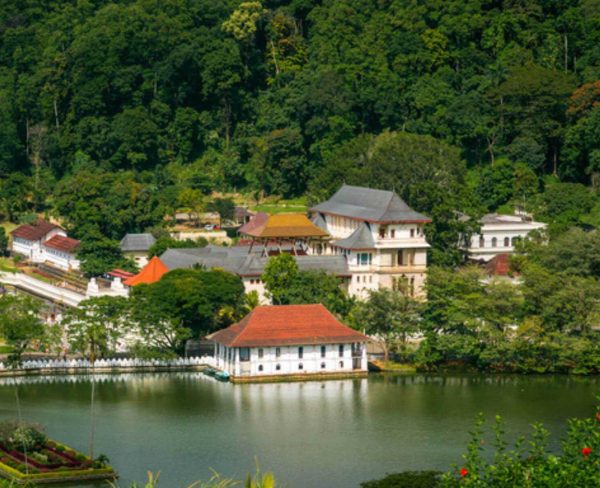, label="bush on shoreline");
[362,406,600,488]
